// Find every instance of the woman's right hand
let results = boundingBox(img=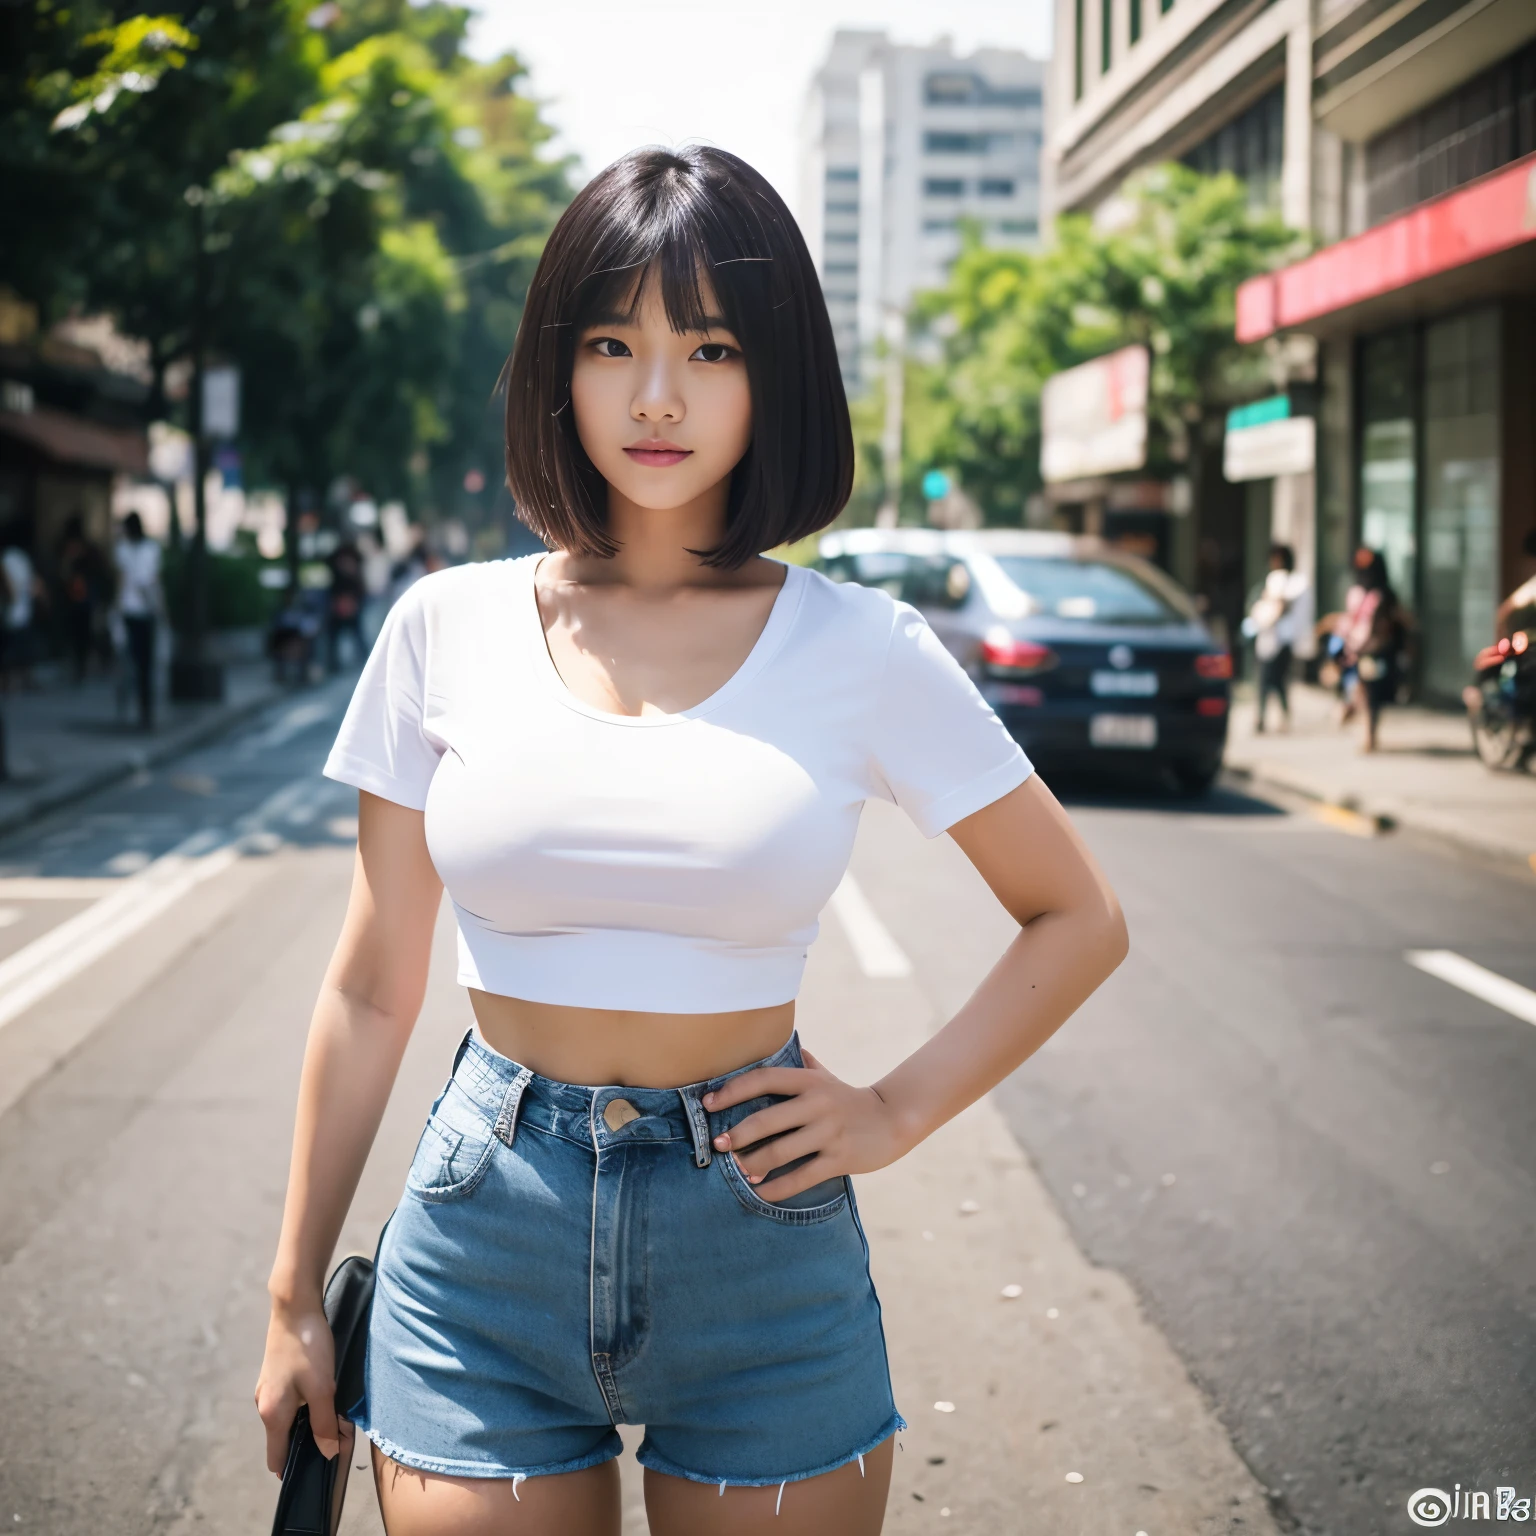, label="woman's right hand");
[255,1300,340,1474]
